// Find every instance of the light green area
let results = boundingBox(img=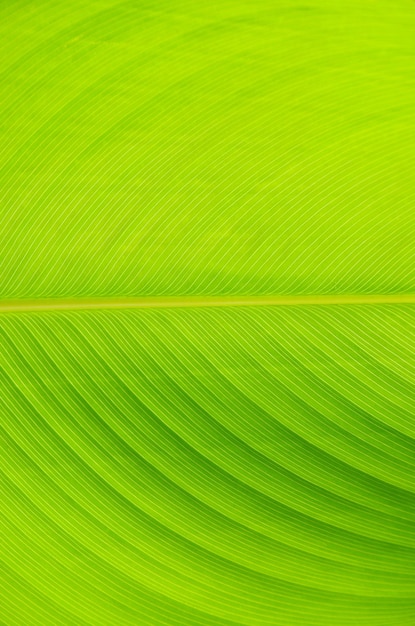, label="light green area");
[1,0,415,299]
[0,1,415,625]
